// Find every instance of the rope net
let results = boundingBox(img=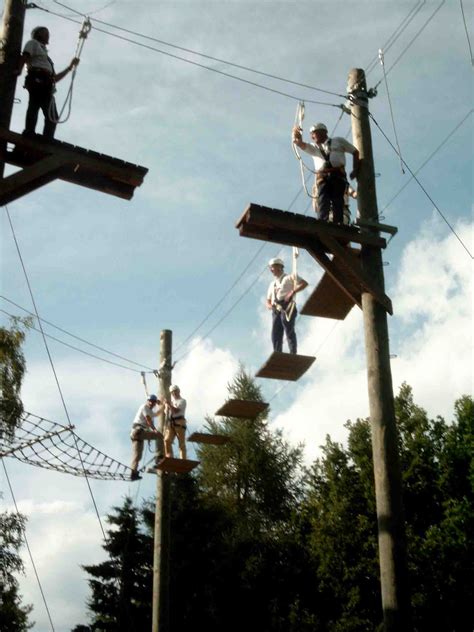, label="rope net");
[0,411,131,481]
